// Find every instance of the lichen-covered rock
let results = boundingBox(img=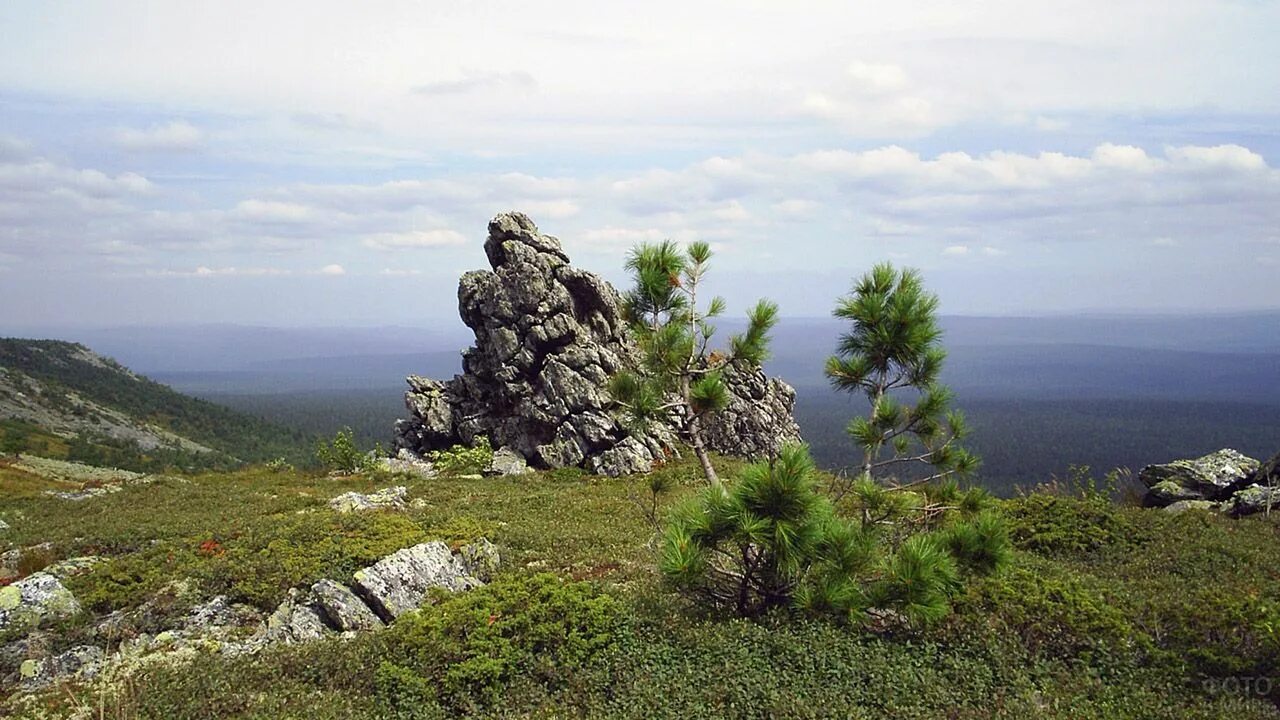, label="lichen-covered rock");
[0,573,80,636]
[260,589,330,645]
[1163,500,1221,514]
[458,538,501,582]
[1145,479,1206,507]
[43,556,103,580]
[328,486,408,513]
[394,212,802,476]
[1139,449,1259,502]
[485,447,529,476]
[1227,484,1280,517]
[352,541,480,621]
[380,449,437,479]
[19,645,102,690]
[311,579,383,632]
[701,363,803,461]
